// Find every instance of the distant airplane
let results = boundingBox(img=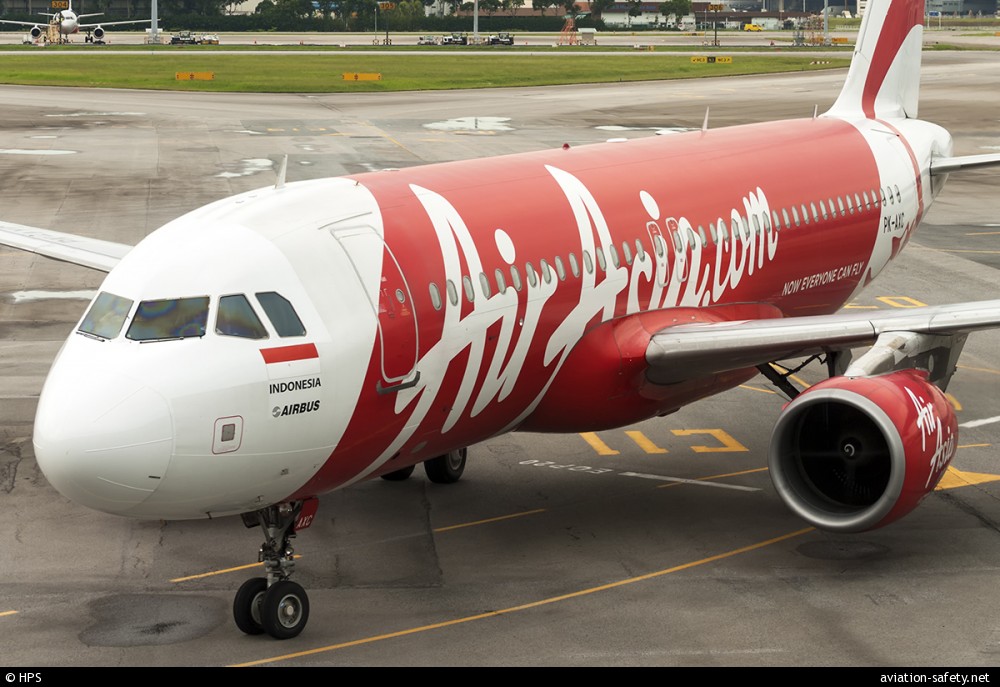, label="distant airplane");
[2,0,1000,641]
[0,1,152,43]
